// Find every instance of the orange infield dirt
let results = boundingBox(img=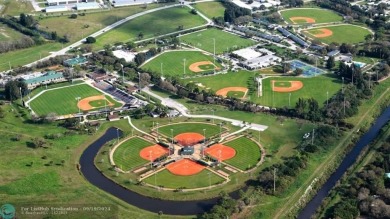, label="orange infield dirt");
[205,144,236,161]
[216,87,248,98]
[189,61,220,73]
[174,132,205,146]
[77,95,113,111]
[309,28,333,38]
[290,16,316,24]
[139,144,169,161]
[166,158,205,176]
[272,80,304,93]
